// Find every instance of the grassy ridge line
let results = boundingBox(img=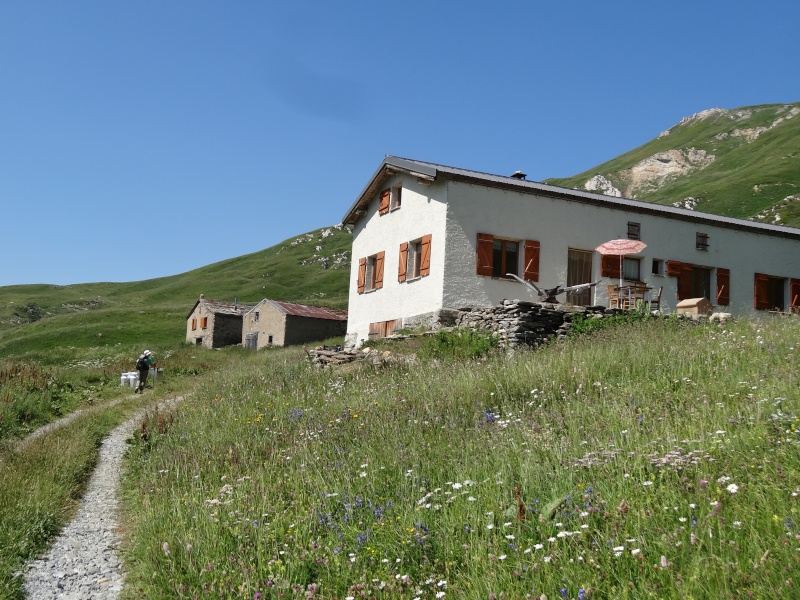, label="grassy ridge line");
[546,102,800,226]
[120,317,800,598]
[0,226,352,359]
